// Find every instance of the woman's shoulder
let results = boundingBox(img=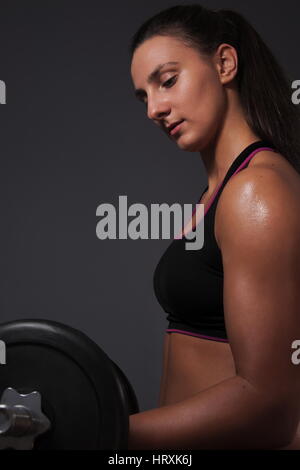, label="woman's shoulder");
[214,150,300,249]
[247,149,299,175]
